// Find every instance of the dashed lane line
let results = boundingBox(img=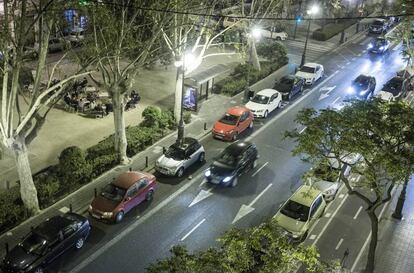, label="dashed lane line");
[335,238,344,250]
[180,218,206,241]
[252,162,269,177]
[332,96,341,105]
[353,206,363,220]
